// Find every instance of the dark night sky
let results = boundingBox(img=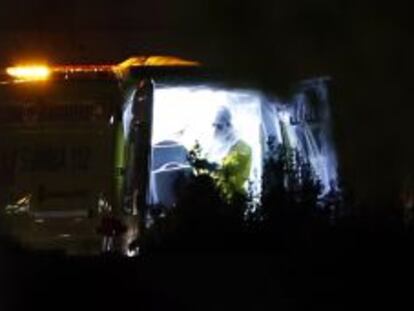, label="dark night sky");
[0,0,413,206]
